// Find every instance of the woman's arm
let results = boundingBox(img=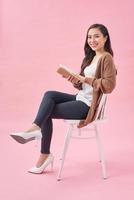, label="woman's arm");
[76,55,117,94]
[92,56,117,93]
